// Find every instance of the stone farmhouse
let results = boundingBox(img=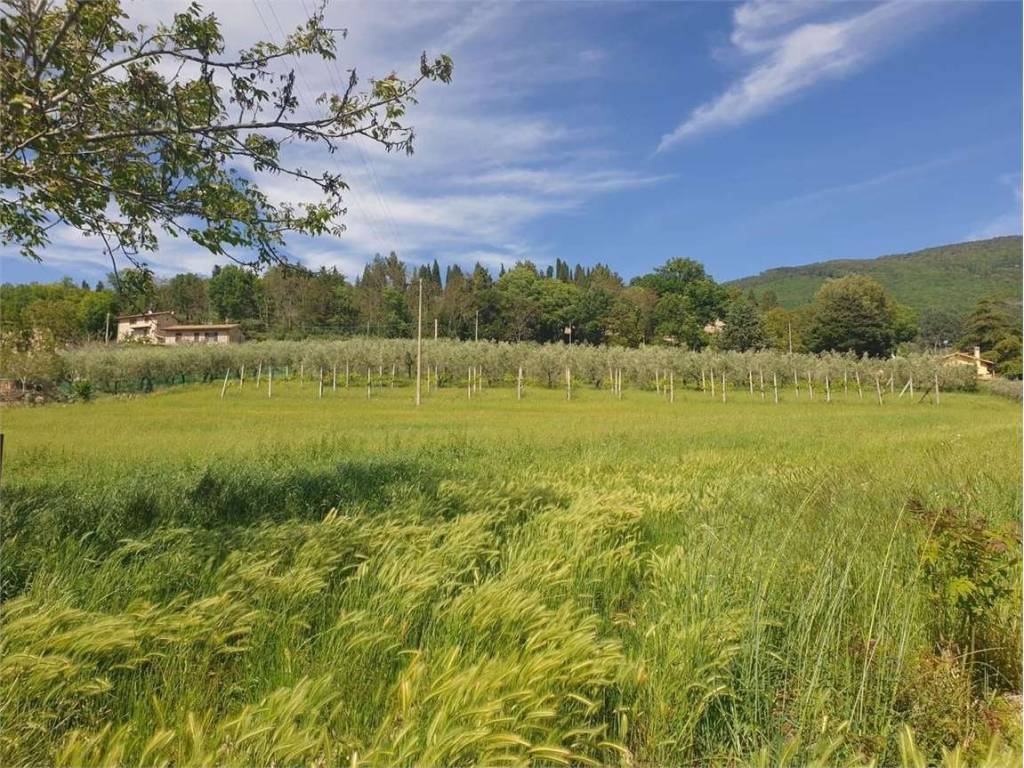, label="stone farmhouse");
[116,311,243,345]
[942,345,996,380]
